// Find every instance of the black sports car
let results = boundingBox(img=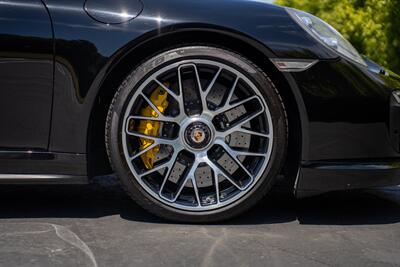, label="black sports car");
[1,0,400,222]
